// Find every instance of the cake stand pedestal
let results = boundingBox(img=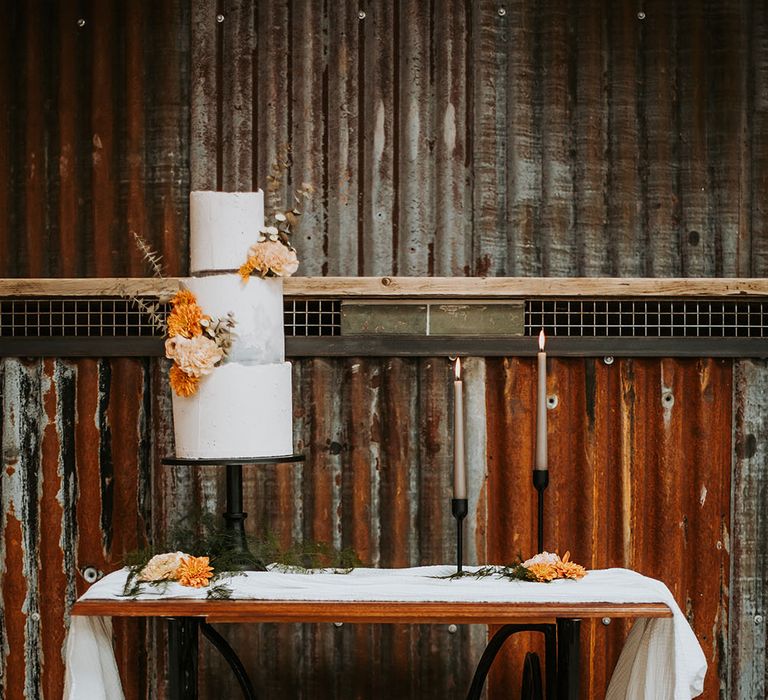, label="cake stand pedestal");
[162,455,305,571]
